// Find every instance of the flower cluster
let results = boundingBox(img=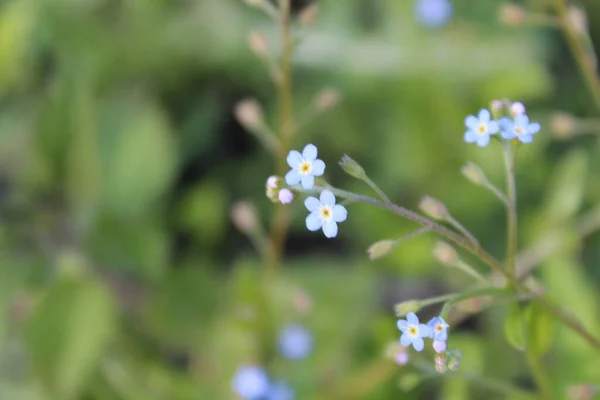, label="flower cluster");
[266,144,348,238]
[464,101,541,147]
[397,312,449,353]
[231,324,313,399]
